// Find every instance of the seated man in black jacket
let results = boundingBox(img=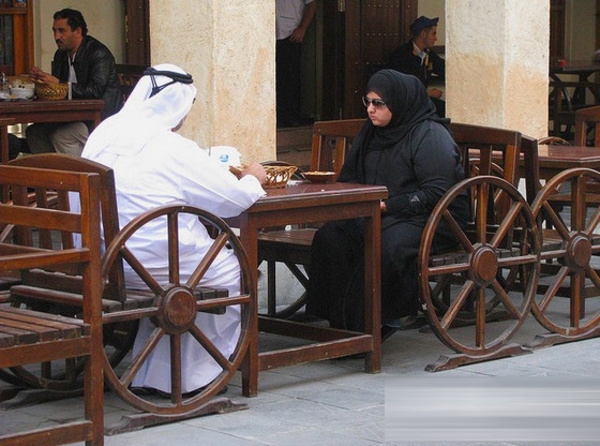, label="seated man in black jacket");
[27,8,121,156]
[388,16,445,117]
